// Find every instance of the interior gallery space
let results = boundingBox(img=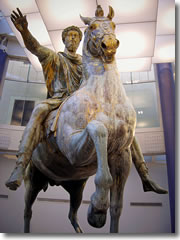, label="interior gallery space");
[0,0,175,234]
